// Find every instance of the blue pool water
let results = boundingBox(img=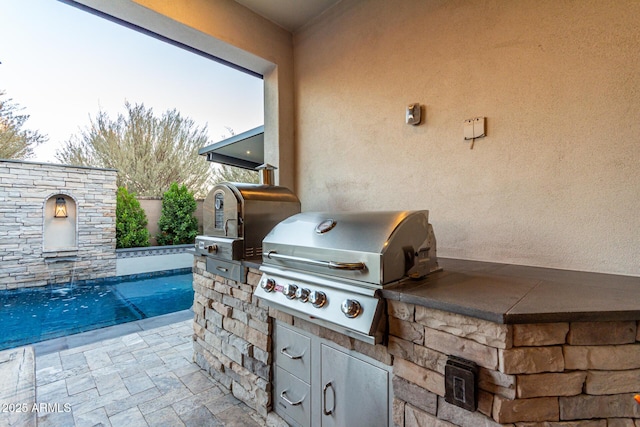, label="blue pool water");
[0,273,193,350]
